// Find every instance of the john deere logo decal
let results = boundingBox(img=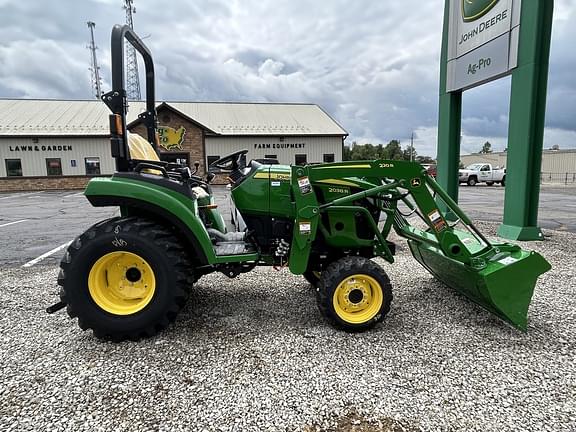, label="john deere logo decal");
[158,126,186,151]
[410,178,422,188]
[462,0,499,22]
